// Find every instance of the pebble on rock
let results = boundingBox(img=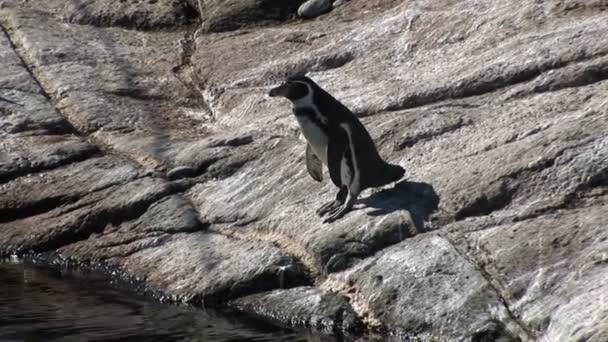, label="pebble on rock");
[297,0,333,19]
[332,0,349,8]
